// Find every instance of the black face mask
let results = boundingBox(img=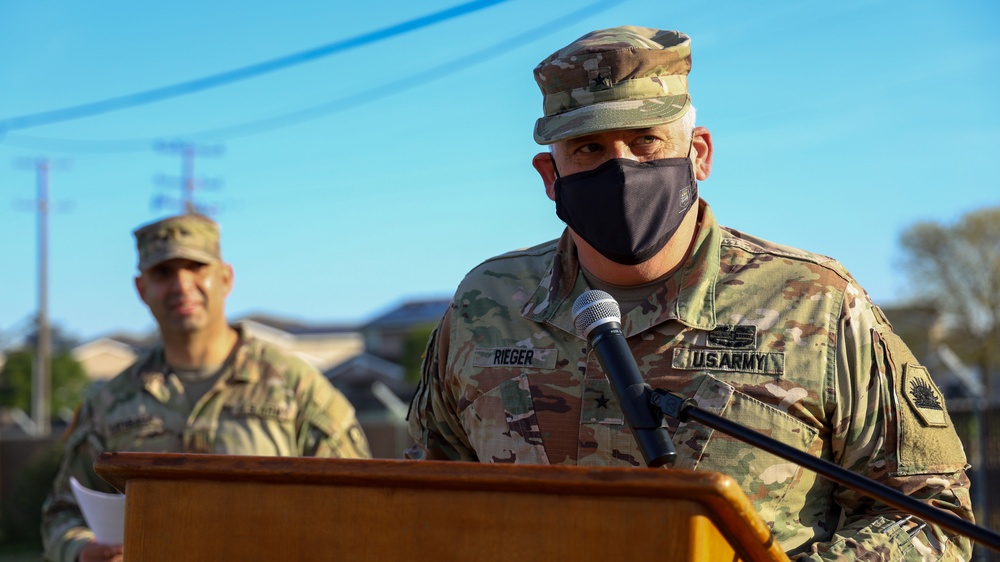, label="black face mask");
[554,157,698,265]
